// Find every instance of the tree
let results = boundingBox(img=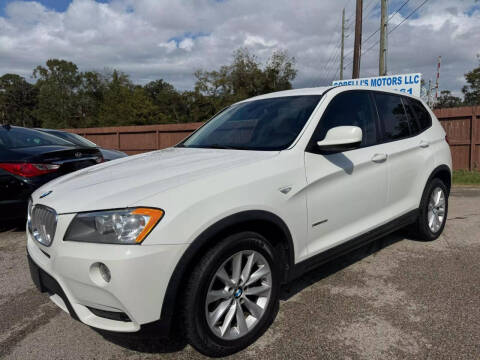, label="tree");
[144,79,183,123]
[33,59,83,128]
[263,50,297,93]
[194,48,298,117]
[0,74,38,127]
[462,55,480,106]
[435,90,463,109]
[77,70,107,127]
[98,70,159,126]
